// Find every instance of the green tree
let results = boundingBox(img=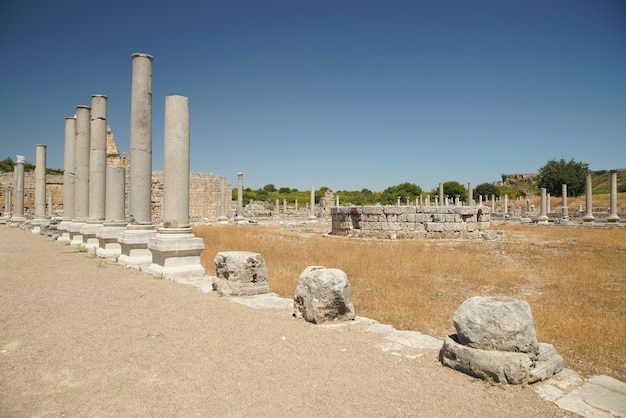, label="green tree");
[474,182,500,198]
[262,184,276,192]
[431,181,467,202]
[380,182,423,205]
[537,158,589,196]
[0,157,14,172]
